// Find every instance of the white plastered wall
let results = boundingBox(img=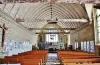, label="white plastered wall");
[30,33,39,47]
[0,9,33,57]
